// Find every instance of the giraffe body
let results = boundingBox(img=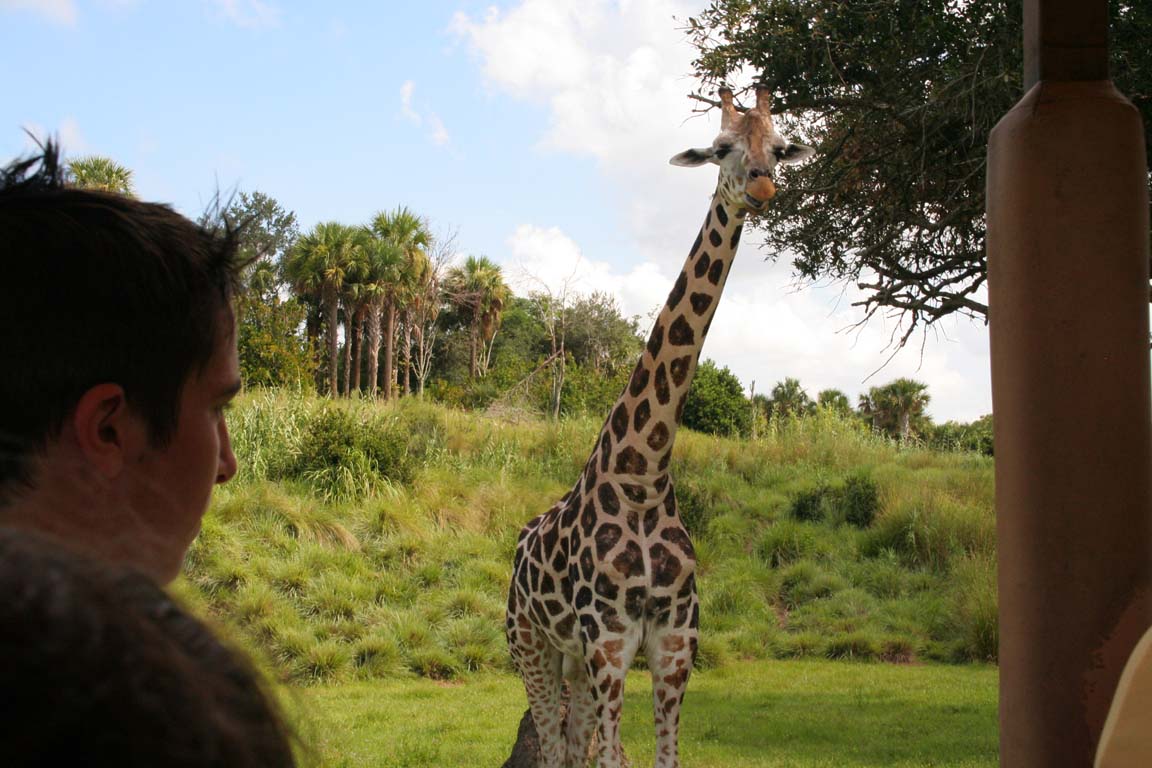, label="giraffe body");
[507,86,814,768]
